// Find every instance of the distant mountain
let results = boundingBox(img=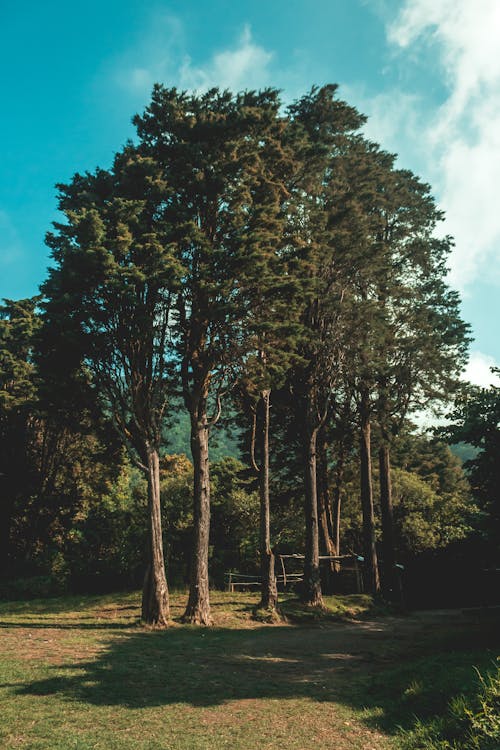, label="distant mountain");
[162,406,241,461]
